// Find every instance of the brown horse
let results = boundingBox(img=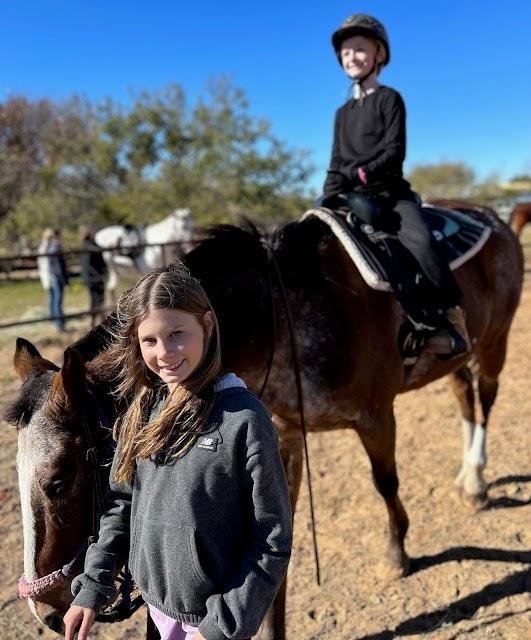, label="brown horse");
[7,205,523,640]
[509,201,531,238]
